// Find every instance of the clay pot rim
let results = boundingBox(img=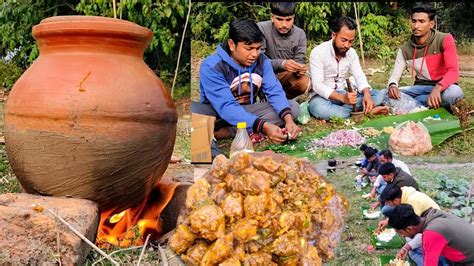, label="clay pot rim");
[33,15,152,41]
